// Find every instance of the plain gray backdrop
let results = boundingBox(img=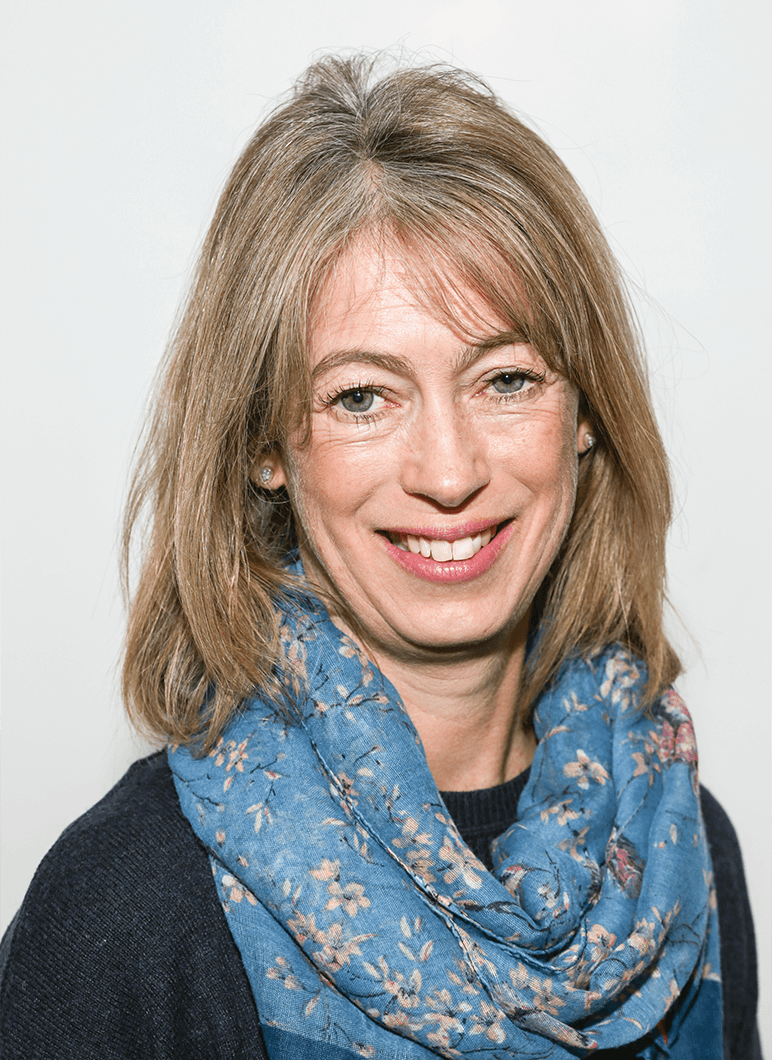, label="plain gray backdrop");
[2,2,770,1052]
